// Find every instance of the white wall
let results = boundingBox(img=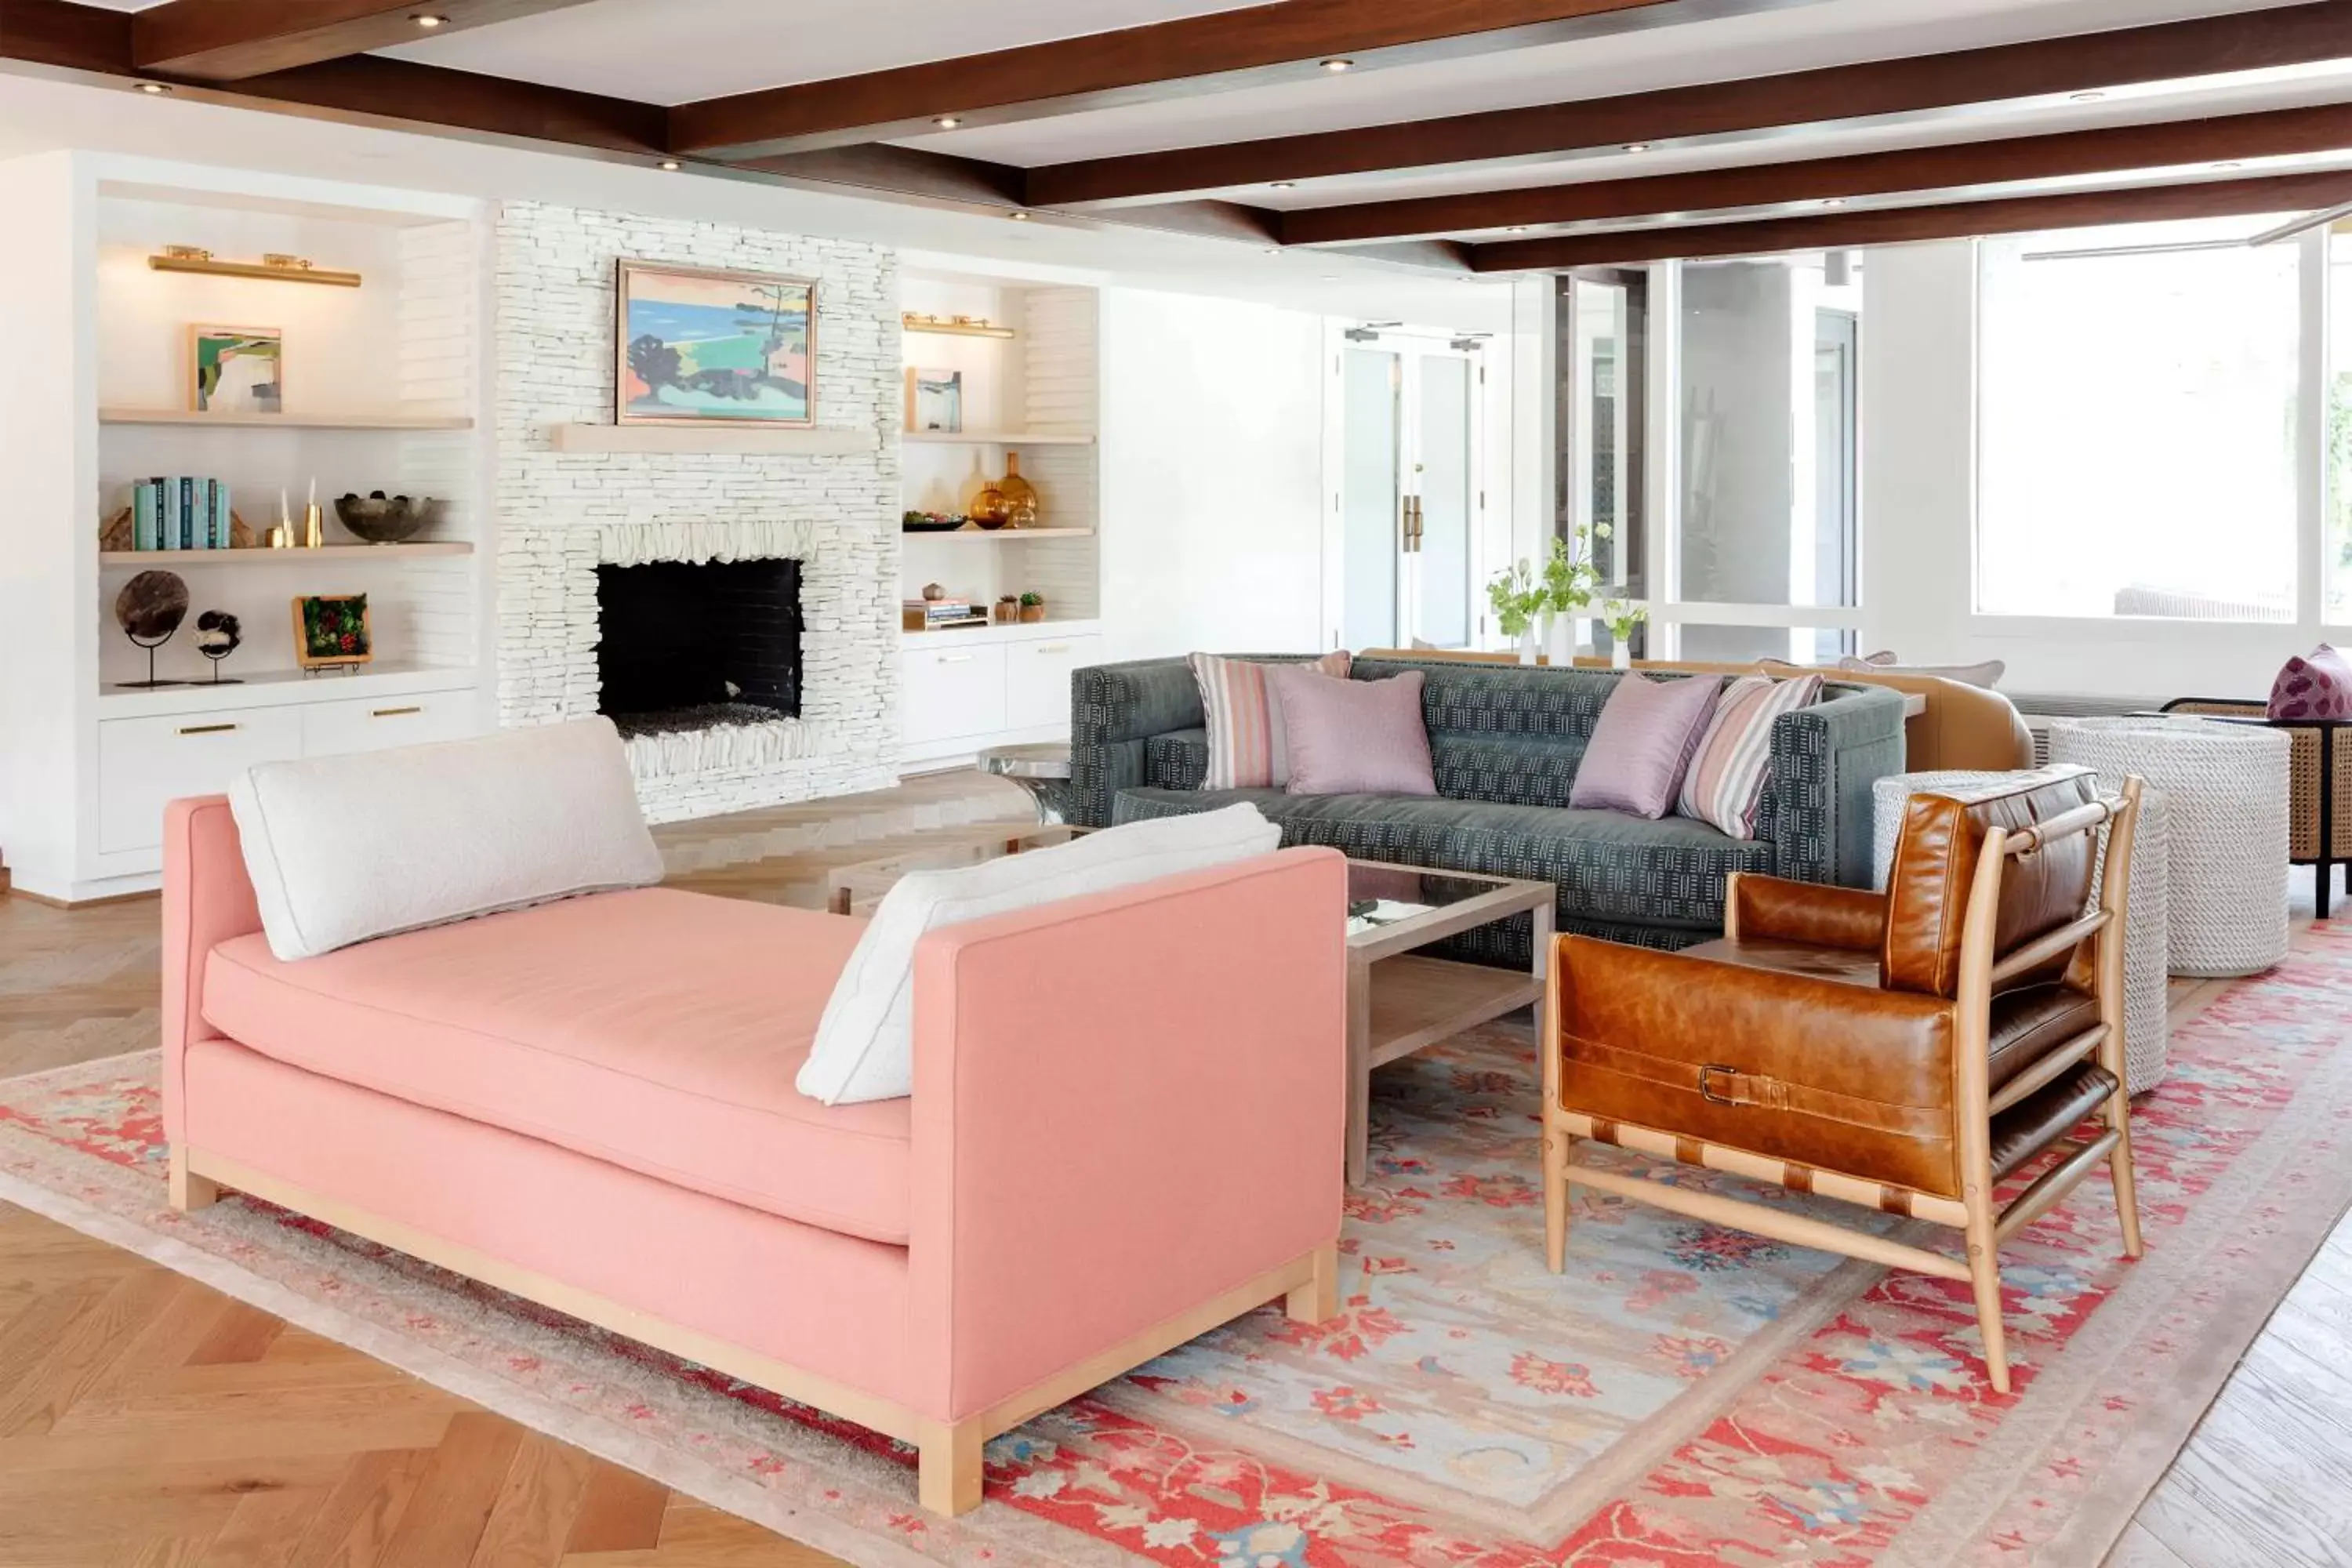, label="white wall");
[0,152,95,896]
[1098,288,1327,661]
[1863,238,2324,700]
